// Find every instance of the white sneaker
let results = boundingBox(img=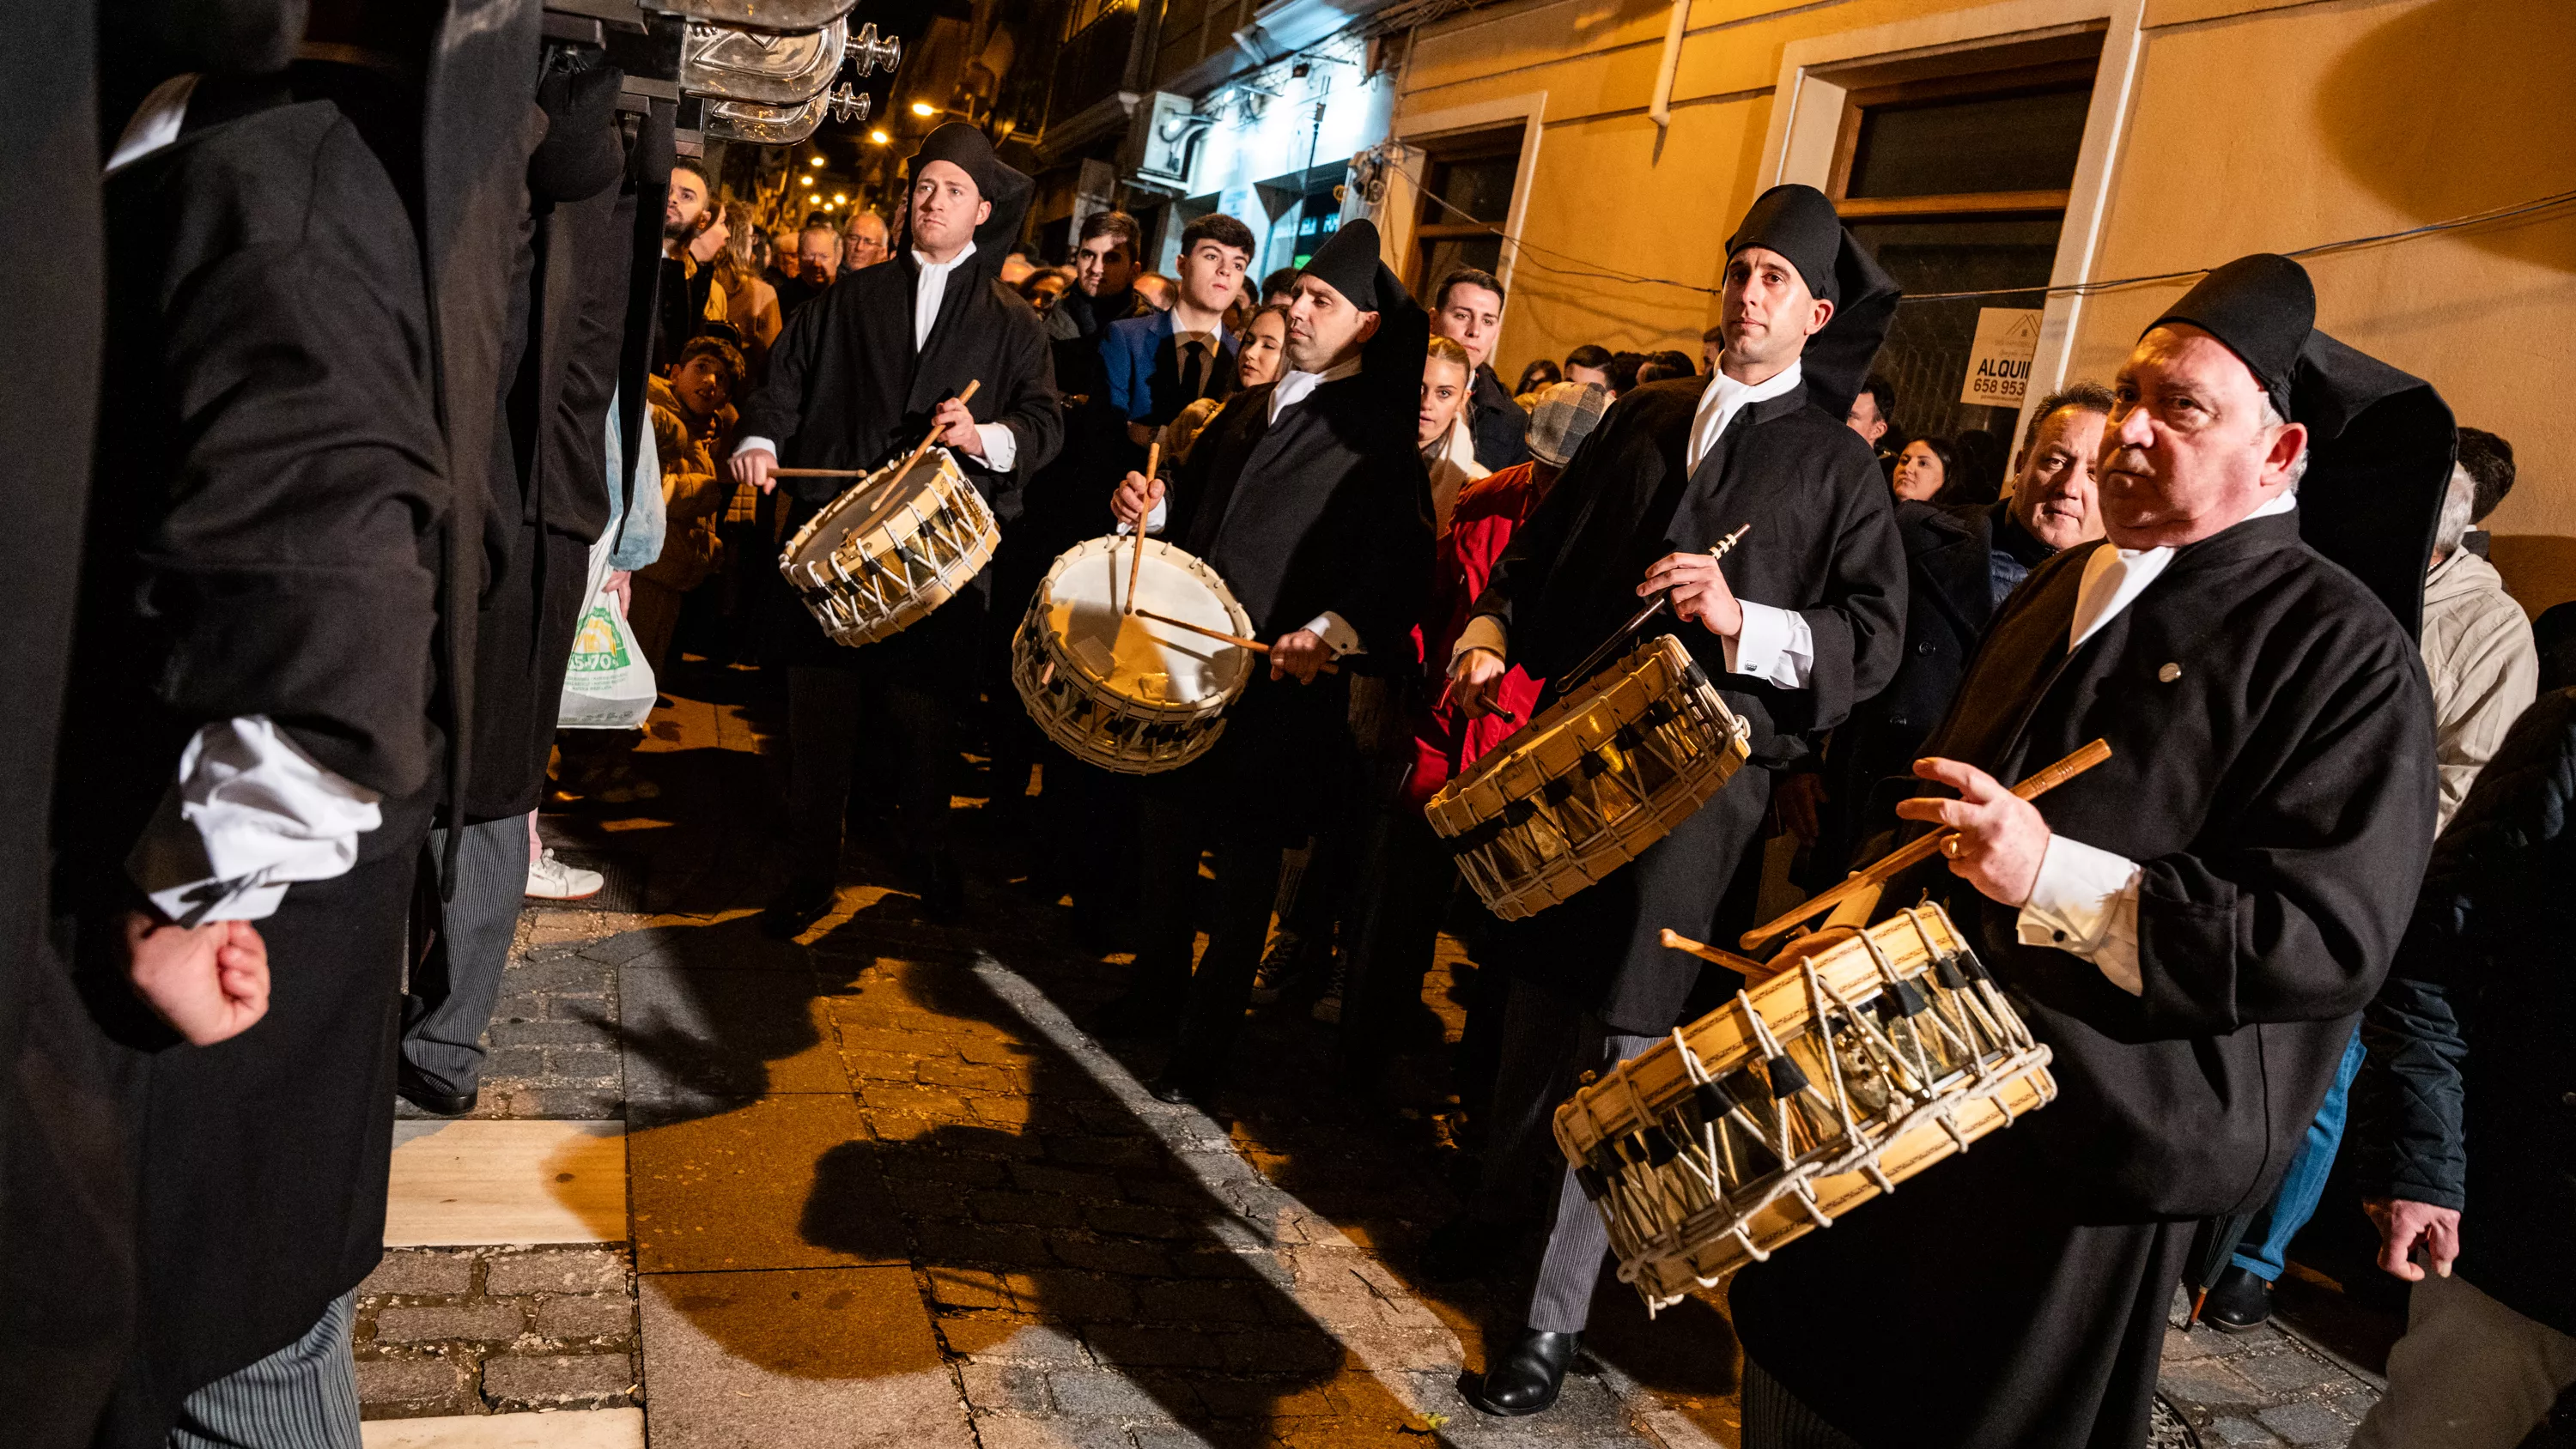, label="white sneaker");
[526,848,605,900]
